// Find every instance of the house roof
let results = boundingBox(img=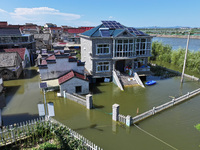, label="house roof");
[4,48,26,60]
[46,55,56,60]
[41,60,47,65]
[81,21,148,38]
[0,52,21,67]
[0,28,21,36]
[58,70,87,84]
[34,34,51,41]
[50,27,62,30]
